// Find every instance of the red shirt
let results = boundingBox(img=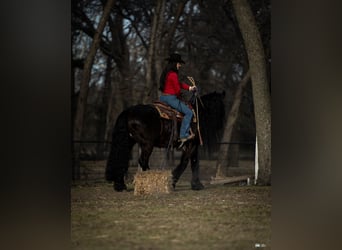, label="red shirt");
[162,71,189,96]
